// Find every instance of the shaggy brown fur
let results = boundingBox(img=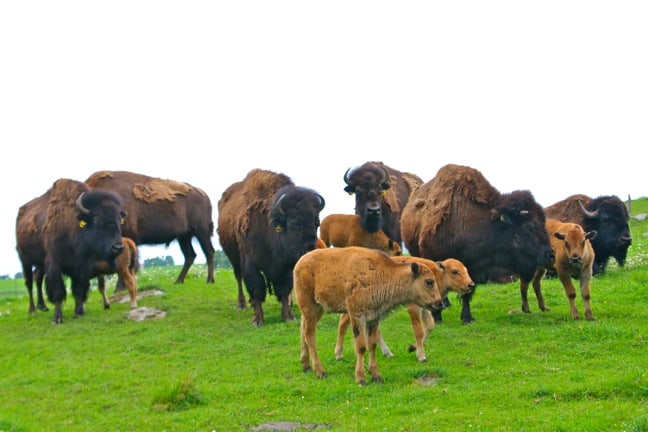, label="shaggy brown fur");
[293,247,443,385]
[86,170,215,285]
[95,237,139,309]
[335,256,474,363]
[15,189,50,313]
[319,213,402,256]
[522,219,597,320]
